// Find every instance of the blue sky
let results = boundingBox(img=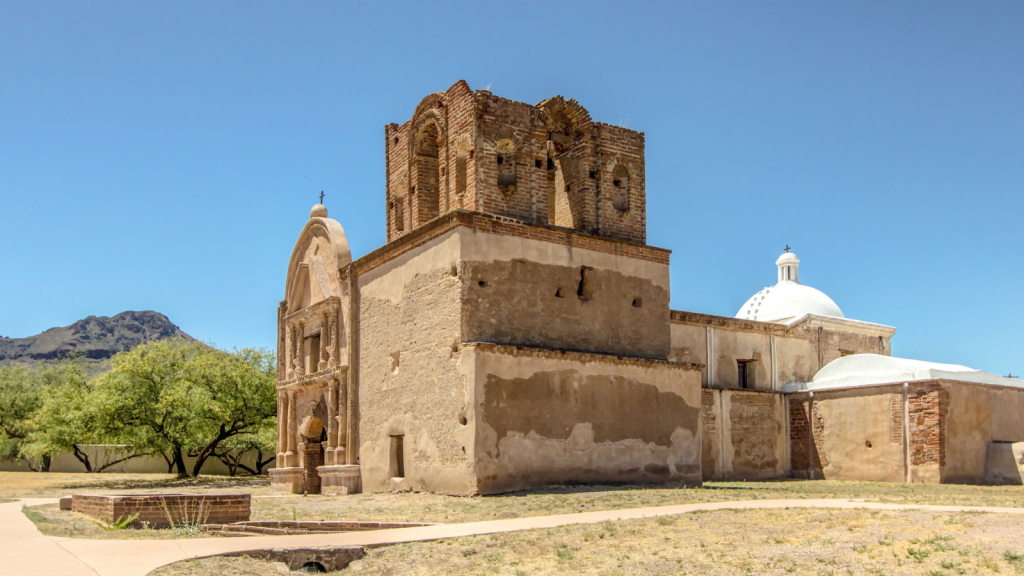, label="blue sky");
[1,2,1022,375]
